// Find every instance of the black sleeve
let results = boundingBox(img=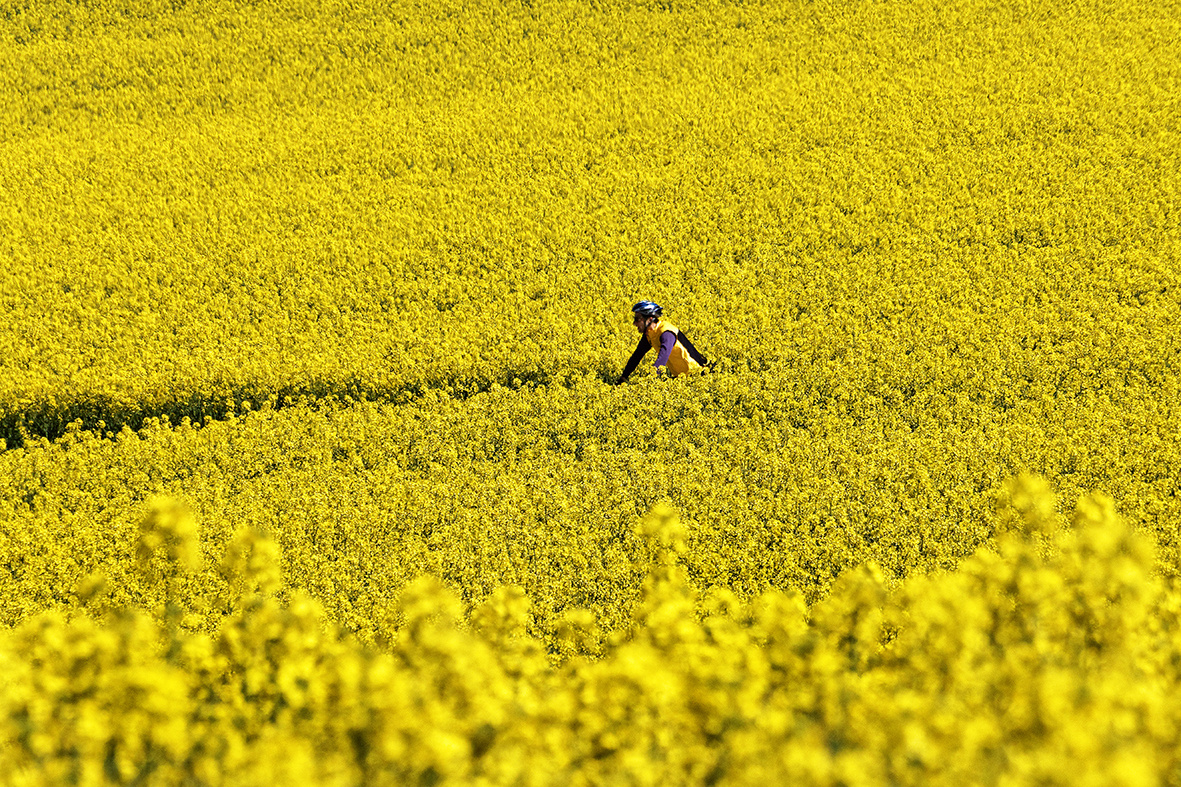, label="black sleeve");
[617,336,651,383]
[676,330,710,367]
